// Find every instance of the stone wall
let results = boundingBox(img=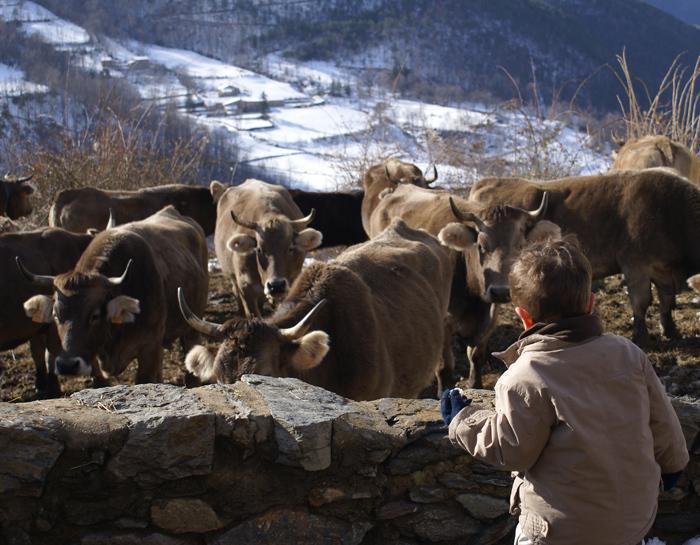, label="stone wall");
[1,375,698,545]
